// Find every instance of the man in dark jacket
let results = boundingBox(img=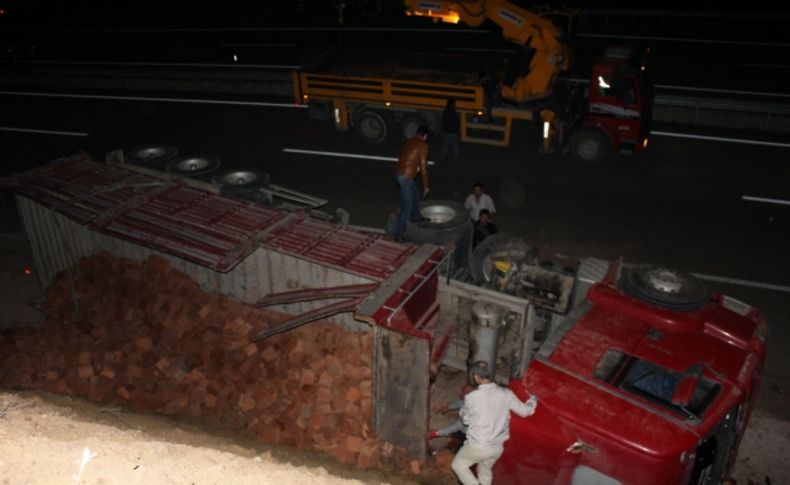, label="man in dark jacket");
[440,98,461,162]
[393,125,430,241]
[473,209,498,248]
